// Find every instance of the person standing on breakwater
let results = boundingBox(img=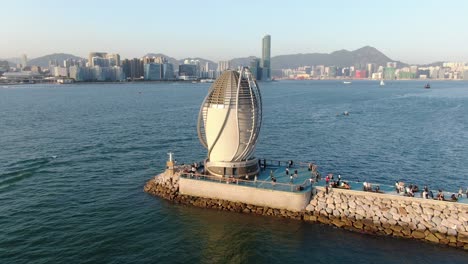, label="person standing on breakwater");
[422,189,428,199]
[437,189,445,201]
